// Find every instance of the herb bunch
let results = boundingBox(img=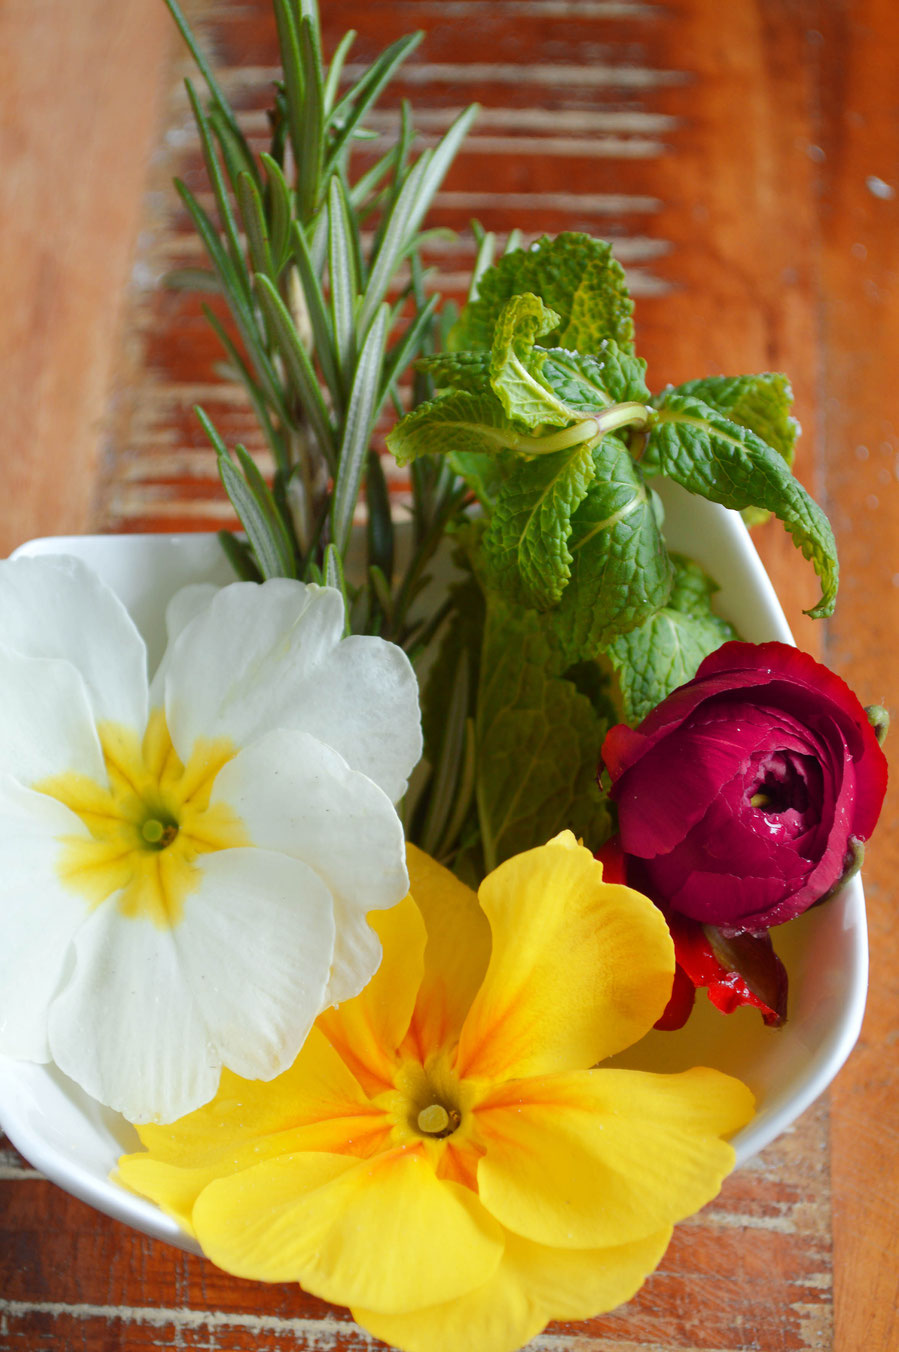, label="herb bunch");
[170,3,839,885]
[166,0,475,655]
[391,235,838,878]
